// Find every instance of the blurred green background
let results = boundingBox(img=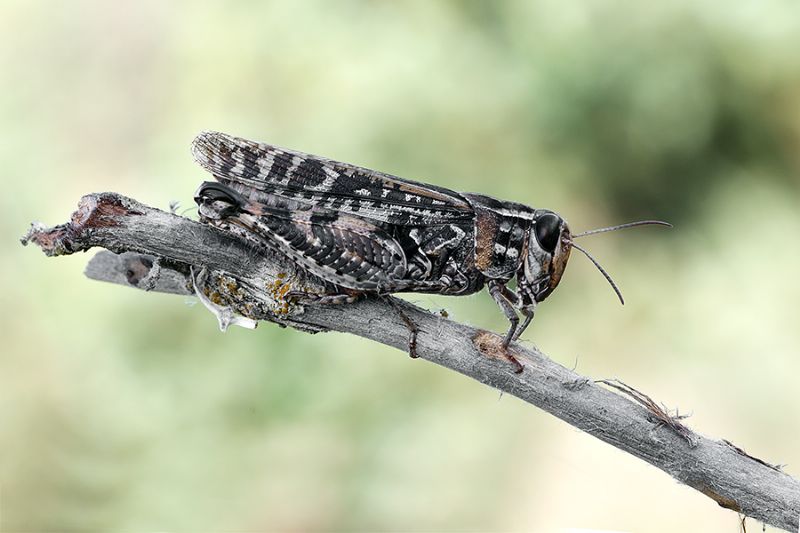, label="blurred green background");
[3,1,799,531]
